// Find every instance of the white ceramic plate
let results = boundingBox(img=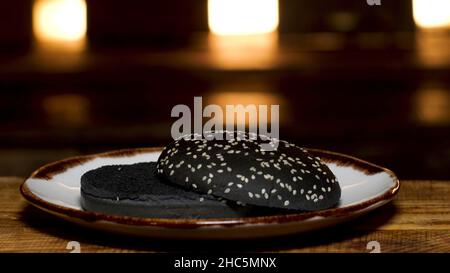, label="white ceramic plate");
[21,147,399,239]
